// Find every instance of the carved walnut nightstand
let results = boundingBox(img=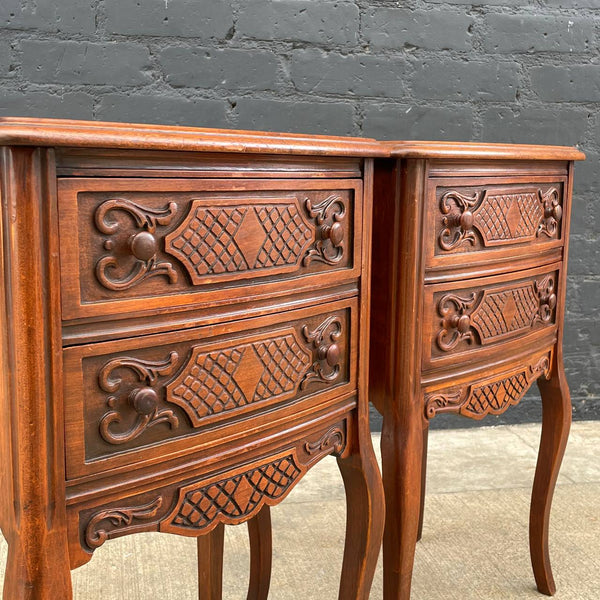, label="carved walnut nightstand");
[0,117,385,599]
[369,142,585,599]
